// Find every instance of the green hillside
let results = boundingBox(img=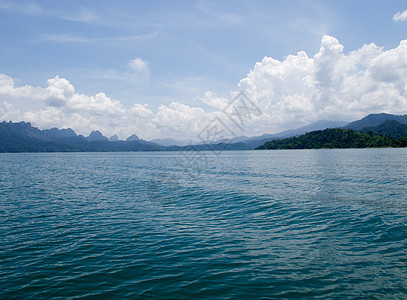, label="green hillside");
[360,120,407,139]
[255,128,407,150]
